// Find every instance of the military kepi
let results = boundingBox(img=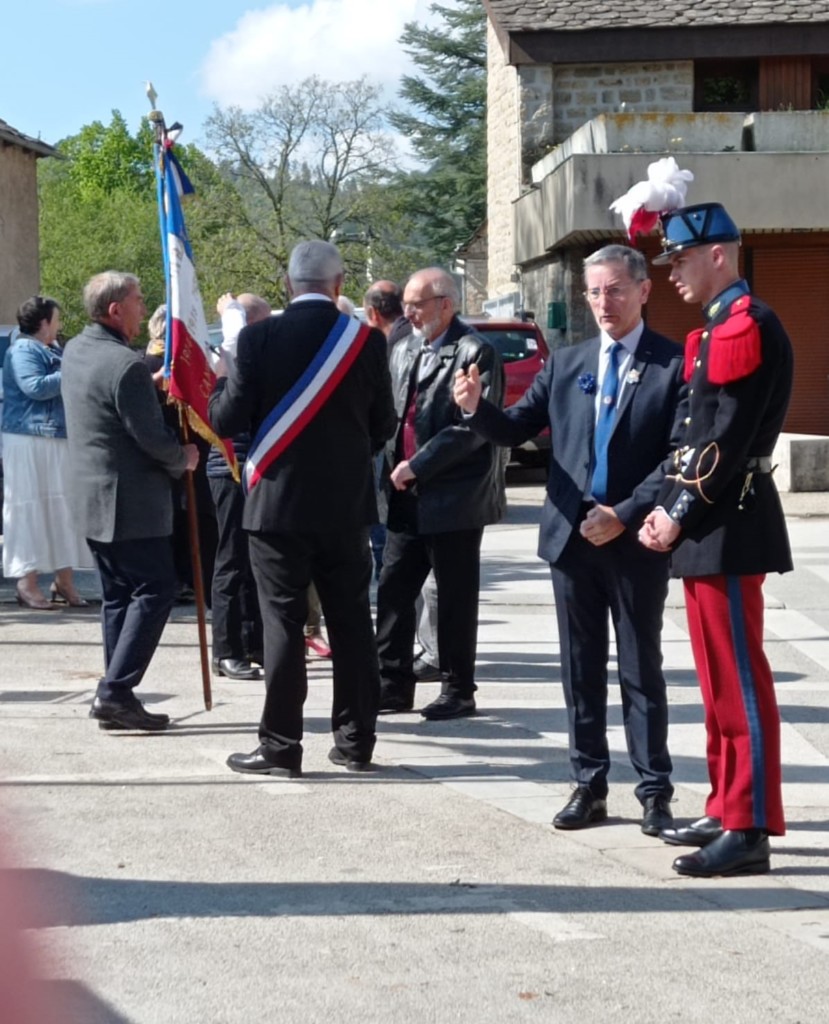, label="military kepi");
[653,203,741,264]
